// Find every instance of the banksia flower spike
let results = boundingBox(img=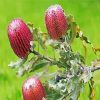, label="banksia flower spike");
[8,19,33,58]
[45,4,67,40]
[22,76,46,100]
